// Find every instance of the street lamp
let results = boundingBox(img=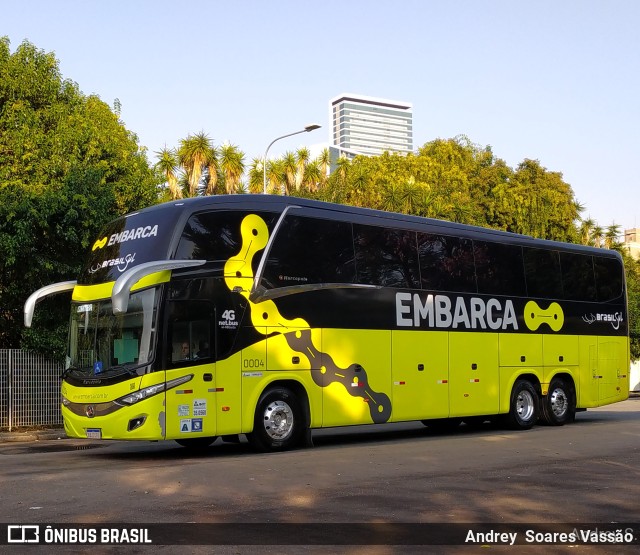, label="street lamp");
[263,124,322,194]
